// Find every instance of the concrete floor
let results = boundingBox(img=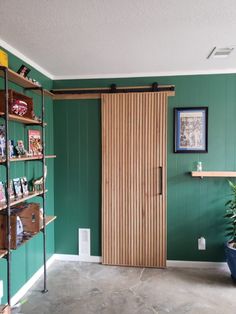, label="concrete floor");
[20,260,236,314]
